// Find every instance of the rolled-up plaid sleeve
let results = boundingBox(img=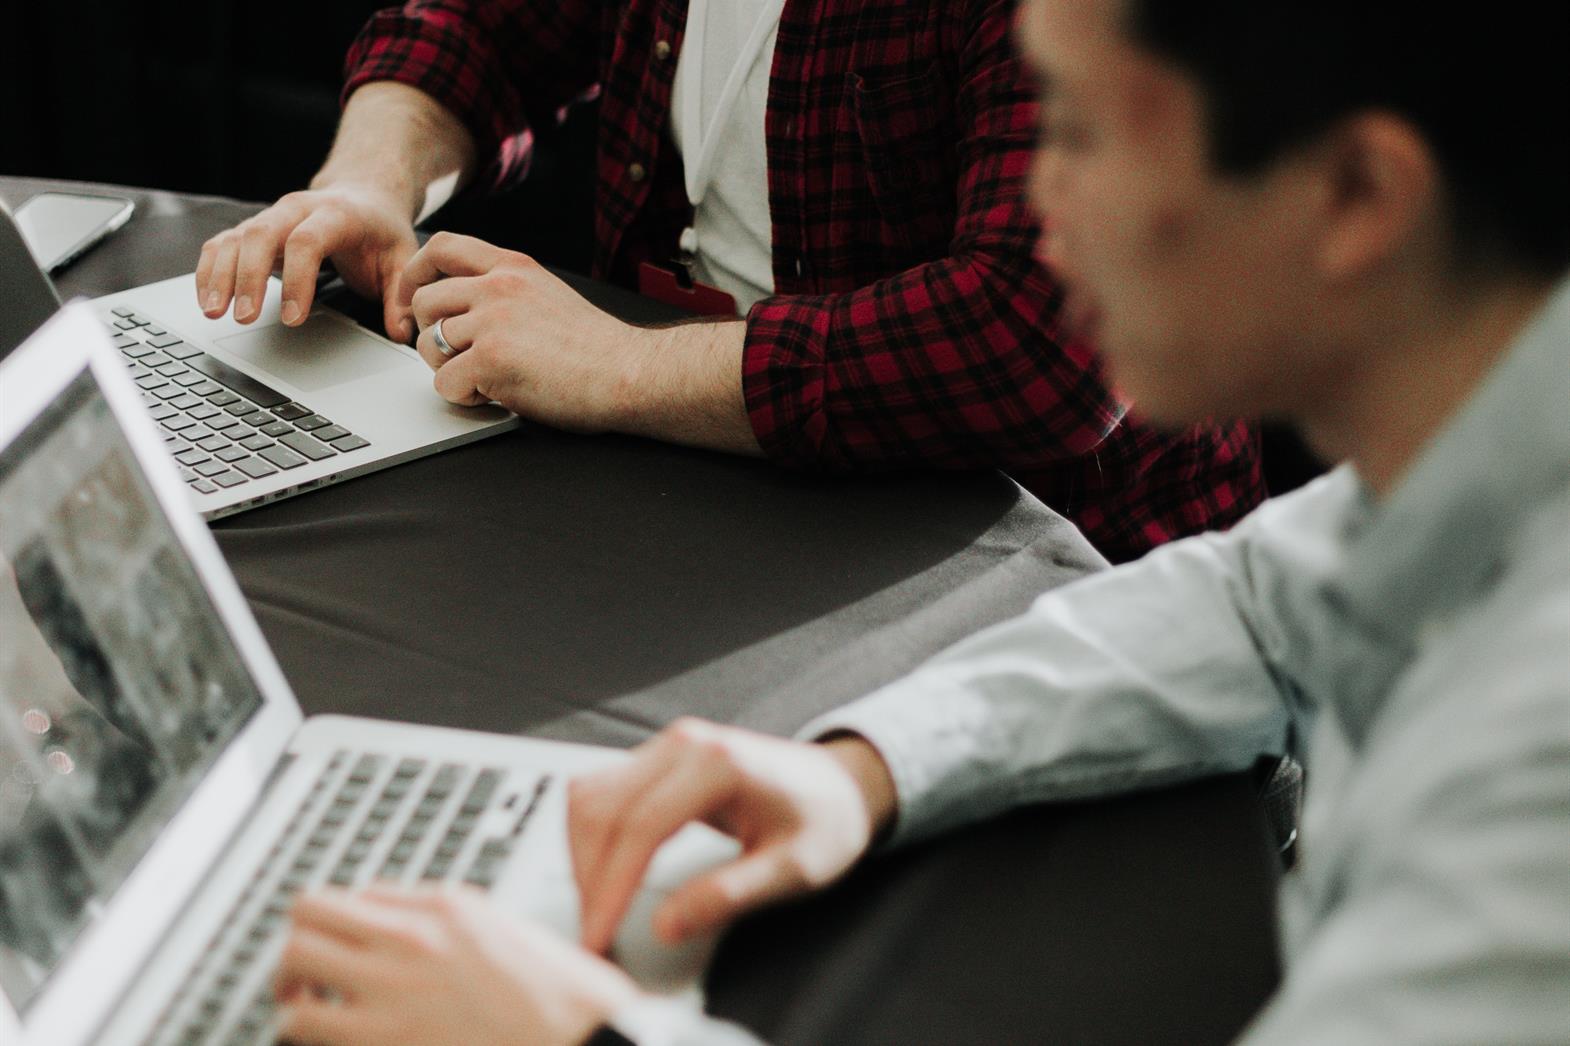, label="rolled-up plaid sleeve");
[742,0,1123,473]
[342,0,601,189]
